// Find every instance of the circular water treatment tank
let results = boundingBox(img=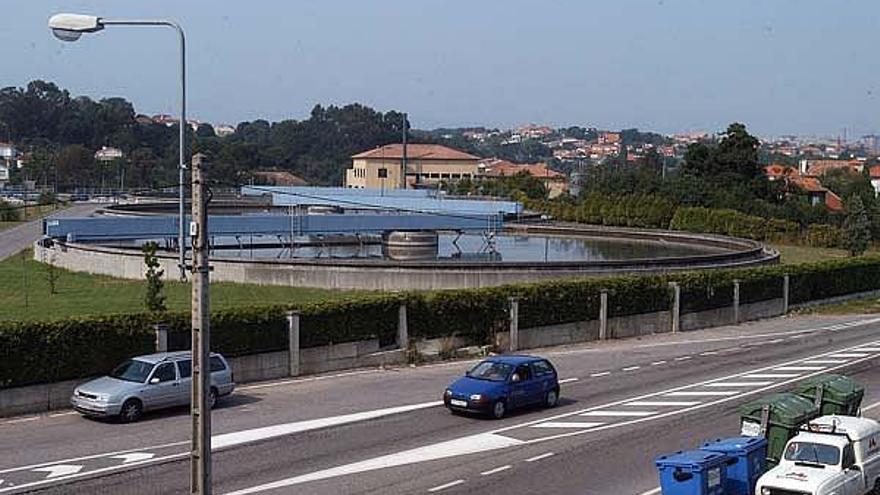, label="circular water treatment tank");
[382,231,439,261]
